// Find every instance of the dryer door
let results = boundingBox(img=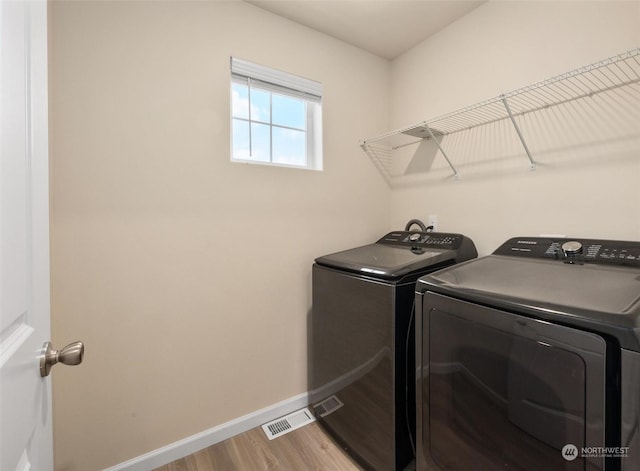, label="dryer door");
[416,292,609,471]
